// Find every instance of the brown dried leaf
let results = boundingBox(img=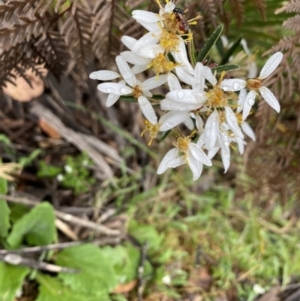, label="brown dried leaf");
[3,66,47,102]
[38,118,62,139]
